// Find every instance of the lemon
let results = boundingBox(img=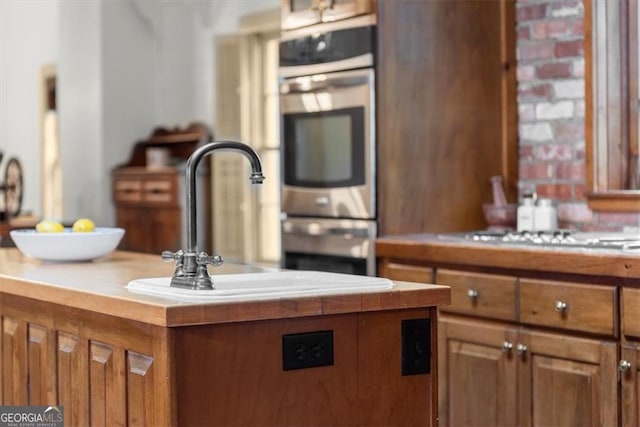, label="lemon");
[72,218,96,232]
[36,220,64,233]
